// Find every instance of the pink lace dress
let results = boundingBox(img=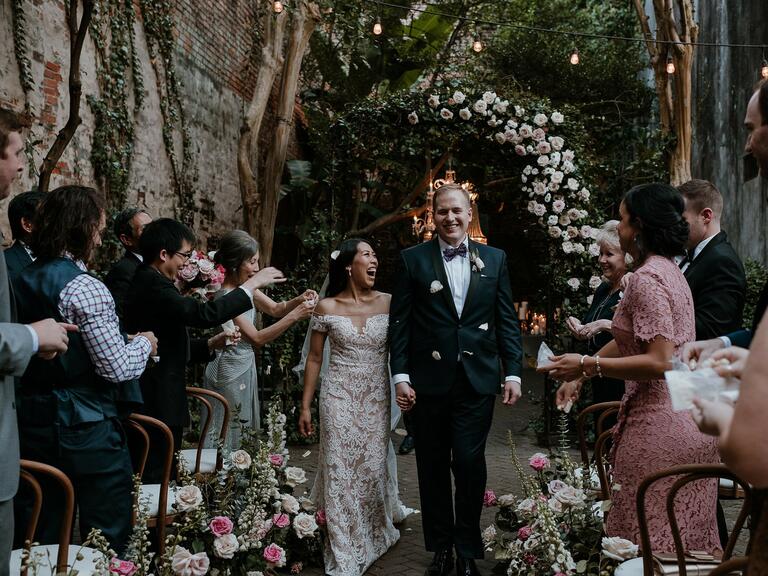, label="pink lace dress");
[606,256,720,554]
